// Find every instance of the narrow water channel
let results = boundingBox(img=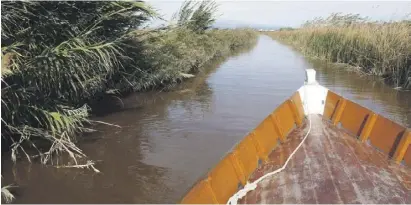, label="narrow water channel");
[2,35,410,203]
